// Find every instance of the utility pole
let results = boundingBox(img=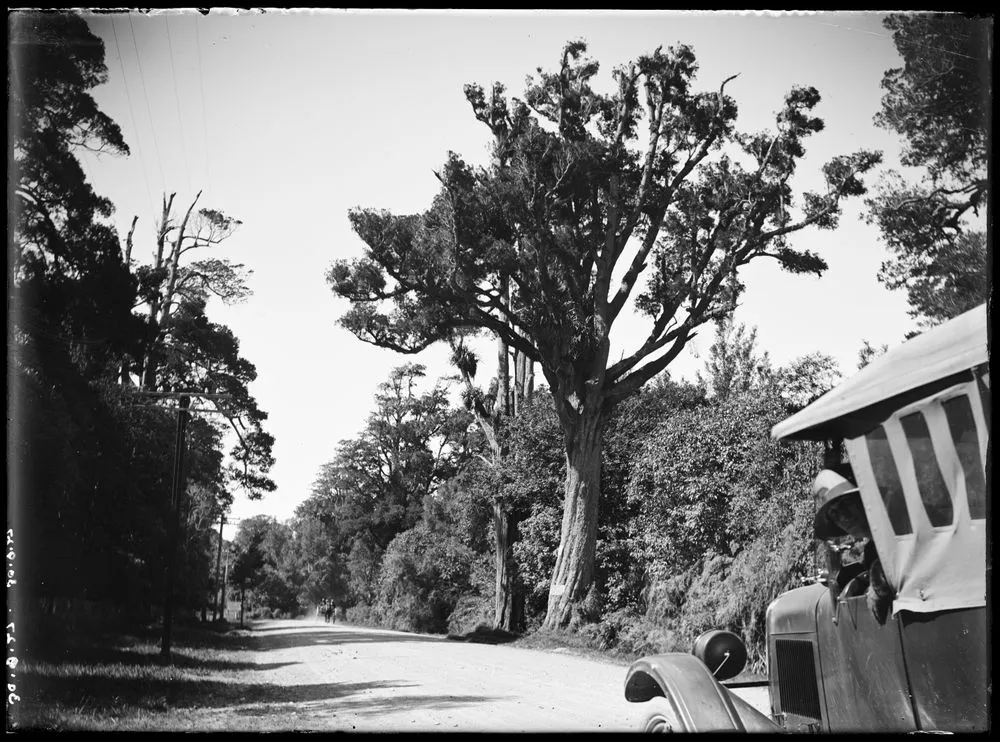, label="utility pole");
[161,394,190,658]
[213,513,225,622]
[126,390,233,661]
[221,555,229,621]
